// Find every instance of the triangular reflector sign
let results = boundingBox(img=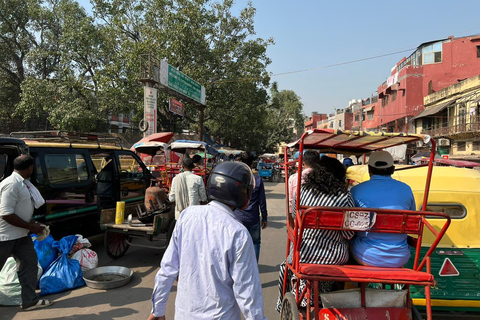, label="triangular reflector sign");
[439,258,459,276]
